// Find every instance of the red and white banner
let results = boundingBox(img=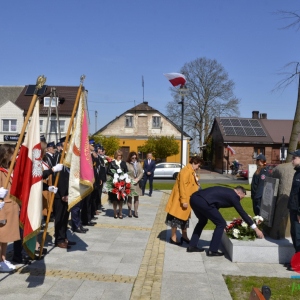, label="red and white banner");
[164,73,186,87]
[64,91,94,211]
[11,100,43,259]
[227,145,235,155]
